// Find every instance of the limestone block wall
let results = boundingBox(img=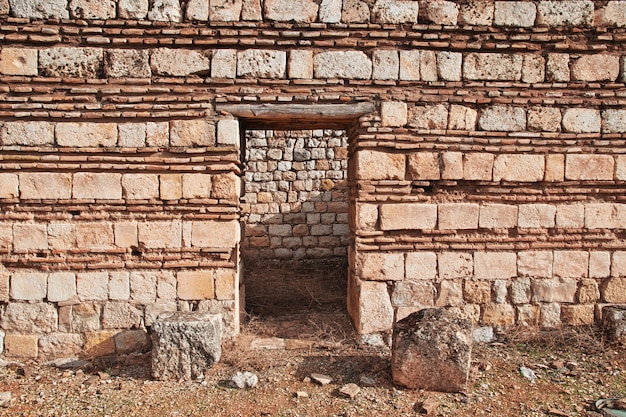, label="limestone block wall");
[1,0,626,358]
